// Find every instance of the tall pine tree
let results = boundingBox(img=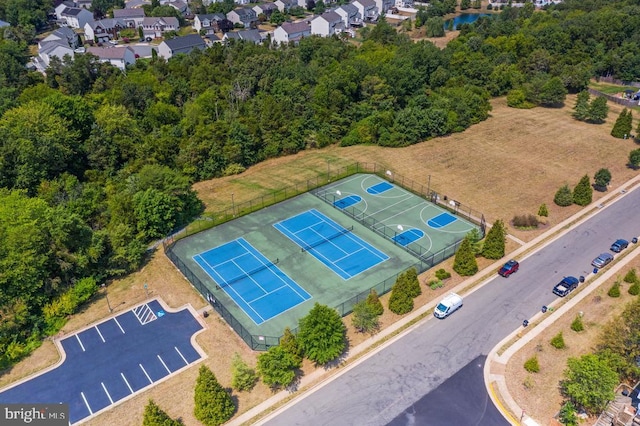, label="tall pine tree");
[611,108,633,138]
[573,175,593,206]
[573,91,590,121]
[194,366,235,426]
[588,96,608,123]
[453,237,478,276]
[482,220,506,260]
[143,400,182,426]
